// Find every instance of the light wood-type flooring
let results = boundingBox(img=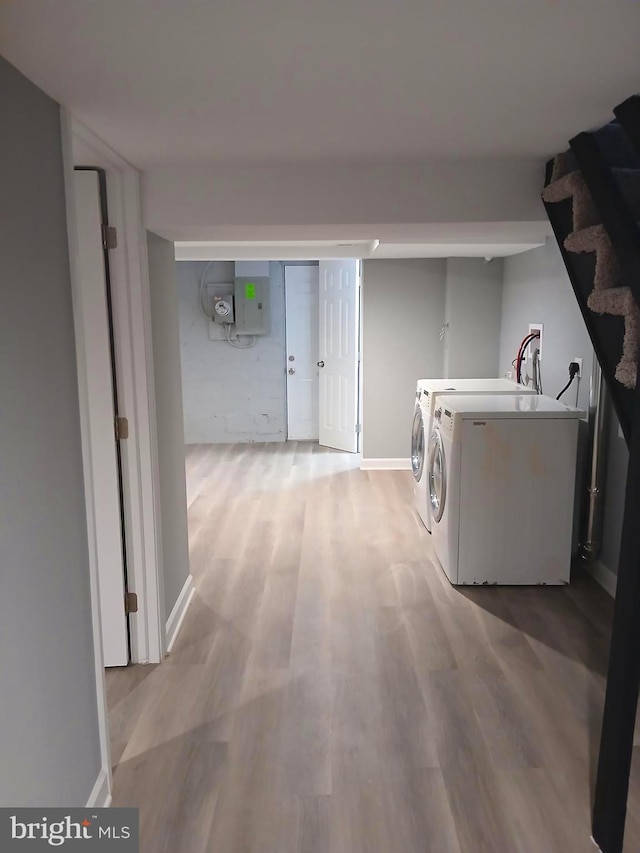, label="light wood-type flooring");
[107,441,640,852]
